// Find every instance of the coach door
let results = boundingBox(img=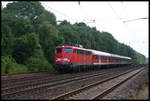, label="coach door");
[99,56,101,64]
